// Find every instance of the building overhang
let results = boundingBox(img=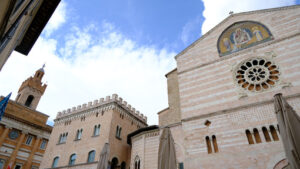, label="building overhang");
[127,125,159,145]
[14,0,60,55]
